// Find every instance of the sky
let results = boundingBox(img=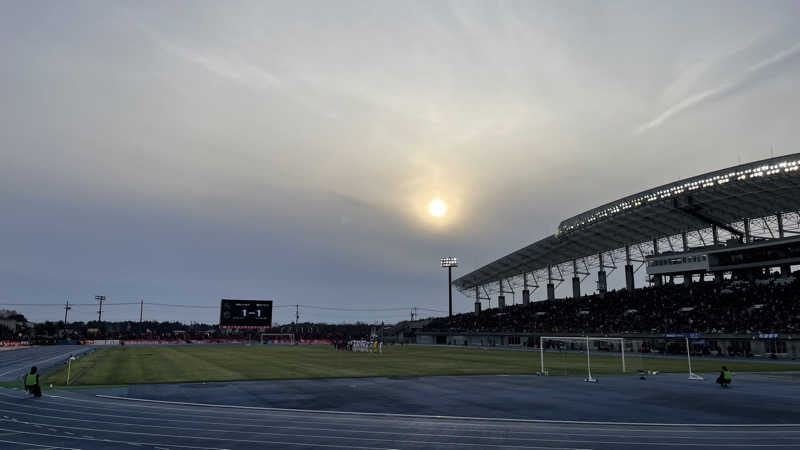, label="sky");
[2,0,800,325]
